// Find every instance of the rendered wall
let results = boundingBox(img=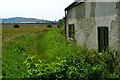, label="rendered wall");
[66,2,119,51]
[66,7,76,39]
[118,1,120,60]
